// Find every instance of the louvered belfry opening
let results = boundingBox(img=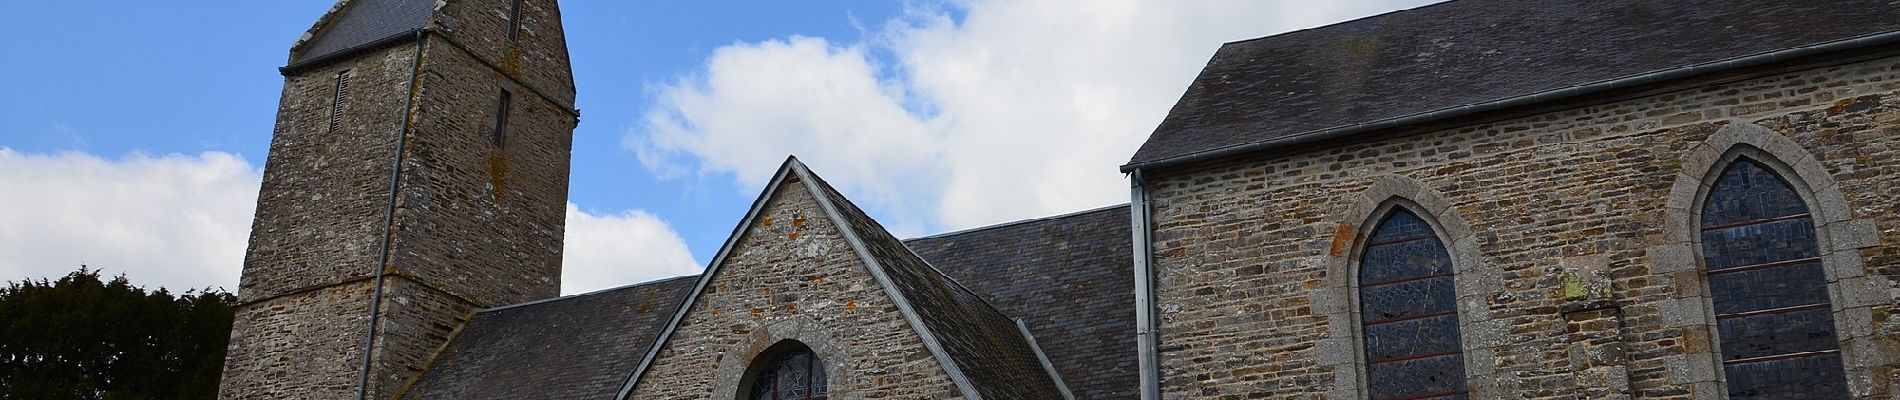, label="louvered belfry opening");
[745,342,828,400]
[328,69,351,133]
[507,0,524,41]
[1359,209,1468,400]
[1698,158,1847,398]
